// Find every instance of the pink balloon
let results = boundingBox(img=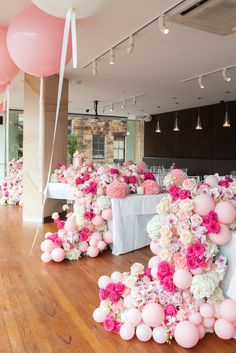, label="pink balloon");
[215,201,236,225]
[0,103,6,114]
[92,215,104,226]
[150,240,161,255]
[93,207,101,215]
[148,256,160,268]
[103,231,113,244]
[203,317,215,328]
[101,208,112,221]
[174,321,199,348]
[98,275,111,288]
[41,252,52,263]
[0,28,18,84]
[0,83,8,94]
[51,247,66,262]
[110,271,122,283]
[142,303,164,327]
[78,241,88,253]
[136,324,152,342]
[193,193,215,216]
[152,326,168,344]
[213,304,221,319]
[195,299,205,308]
[93,308,106,323]
[220,299,236,322]
[189,312,202,325]
[214,318,235,339]
[126,308,142,326]
[7,5,72,77]
[200,303,215,318]
[198,324,205,339]
[89,238,98,247]
[91,232,102,242]
[64,218,77,232]
[87,245,99,257]
[120,323,135,340]
[208,223,231,245]
[173,269,192,290]
[191,267,204,275]
[150,266,158,279]
[124,295,135,309]
[97,240,107,251]
[40,239,57,253]
[205,175,218,187]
